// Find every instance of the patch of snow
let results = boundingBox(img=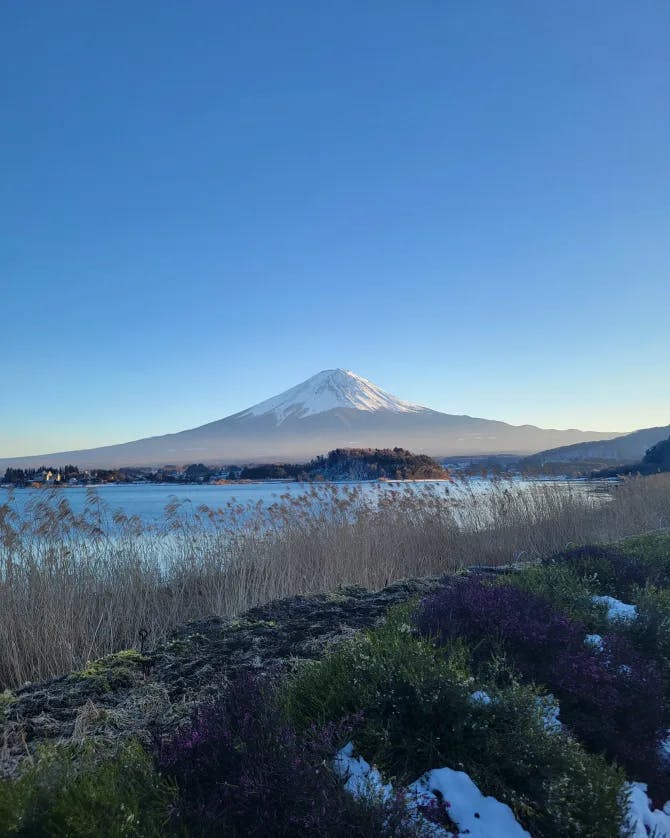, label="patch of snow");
[408,767,532,838]
[592,595,637,622]
[585,633,604,651]
[536,695,562,733]
[334,743,530,837]
[659,732,670,766]
[333,742,392,802]
[623,782,670,837]
[238,369,431,424]
[470,690,493,706]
